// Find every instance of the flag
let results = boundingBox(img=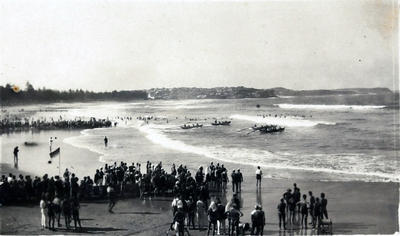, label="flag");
[49,147,60,158]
